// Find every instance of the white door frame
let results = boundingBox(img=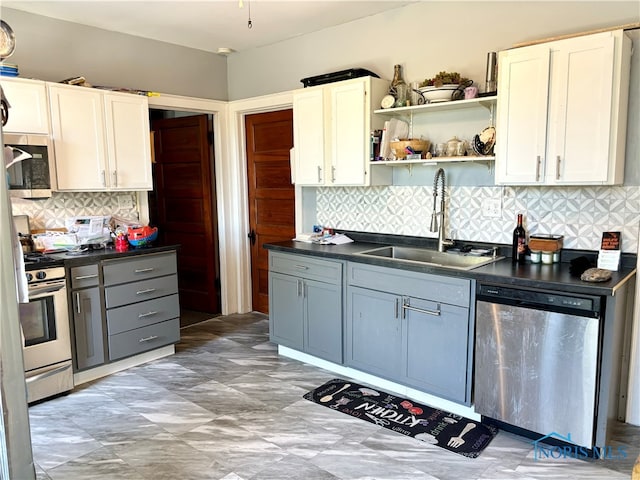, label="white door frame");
[147,91,292,315]
[227,91,293,314]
